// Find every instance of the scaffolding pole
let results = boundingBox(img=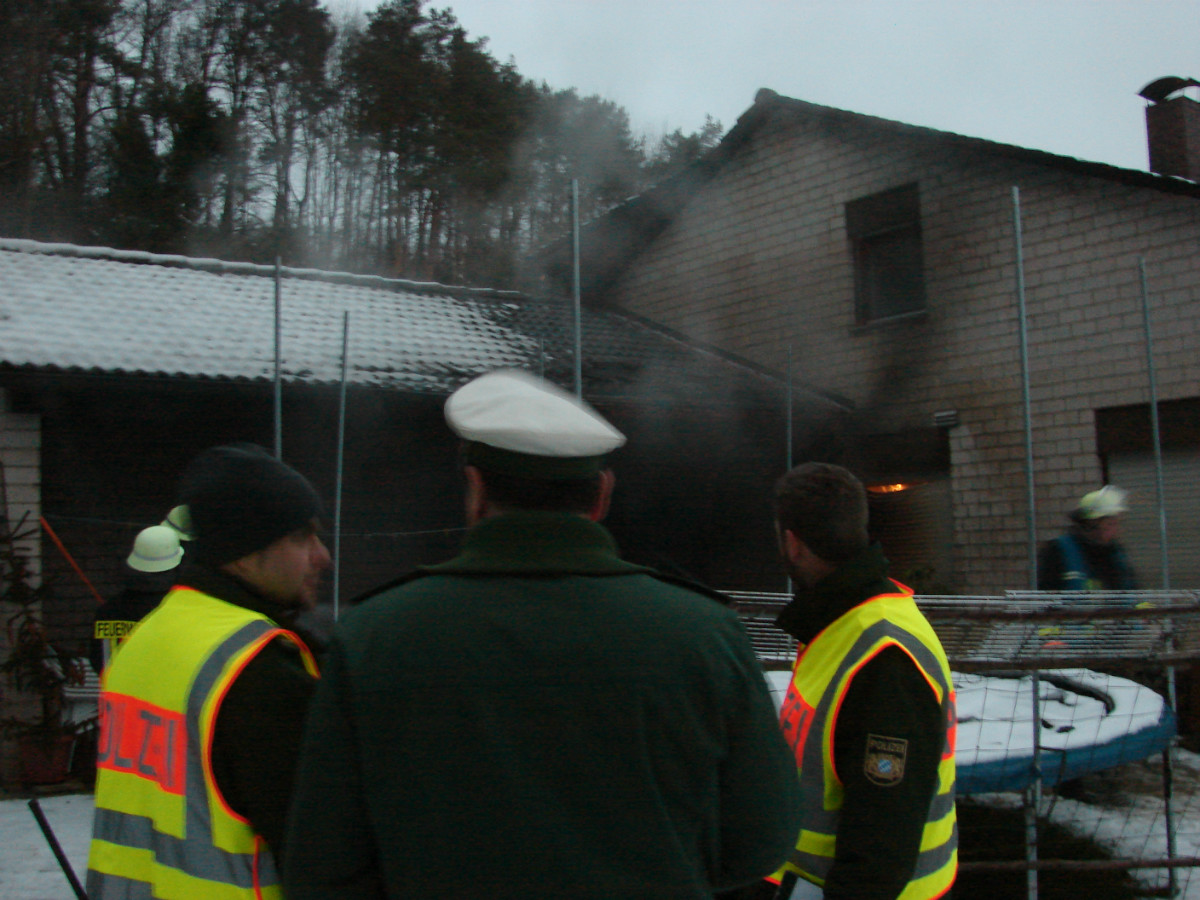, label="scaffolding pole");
[1012,187,1037,590]
[1139,256,1178,896]
[785,343,794,596]
[273,257,283,460]
[786,344,794,471]
[571,179,583,398]
[1138,257,1172,591]
[1012,186,1039,900]
[333,312,349,621]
